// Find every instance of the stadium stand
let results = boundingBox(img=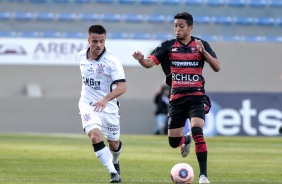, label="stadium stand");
[269,0,282,7]
[183,0,203,6]
[205,0,225,6]
[123,14,143,23]
[0,0,282,42]
[0,12,10,20]
[225,0,246,7]
[247,0,268,7]
[18,31,40,37]
[139,0,158,5]
[78,13,99,21]
[33,12,55,21]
